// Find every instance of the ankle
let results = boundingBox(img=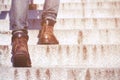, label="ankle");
[12,30,29,42]
[41,19,56,27]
